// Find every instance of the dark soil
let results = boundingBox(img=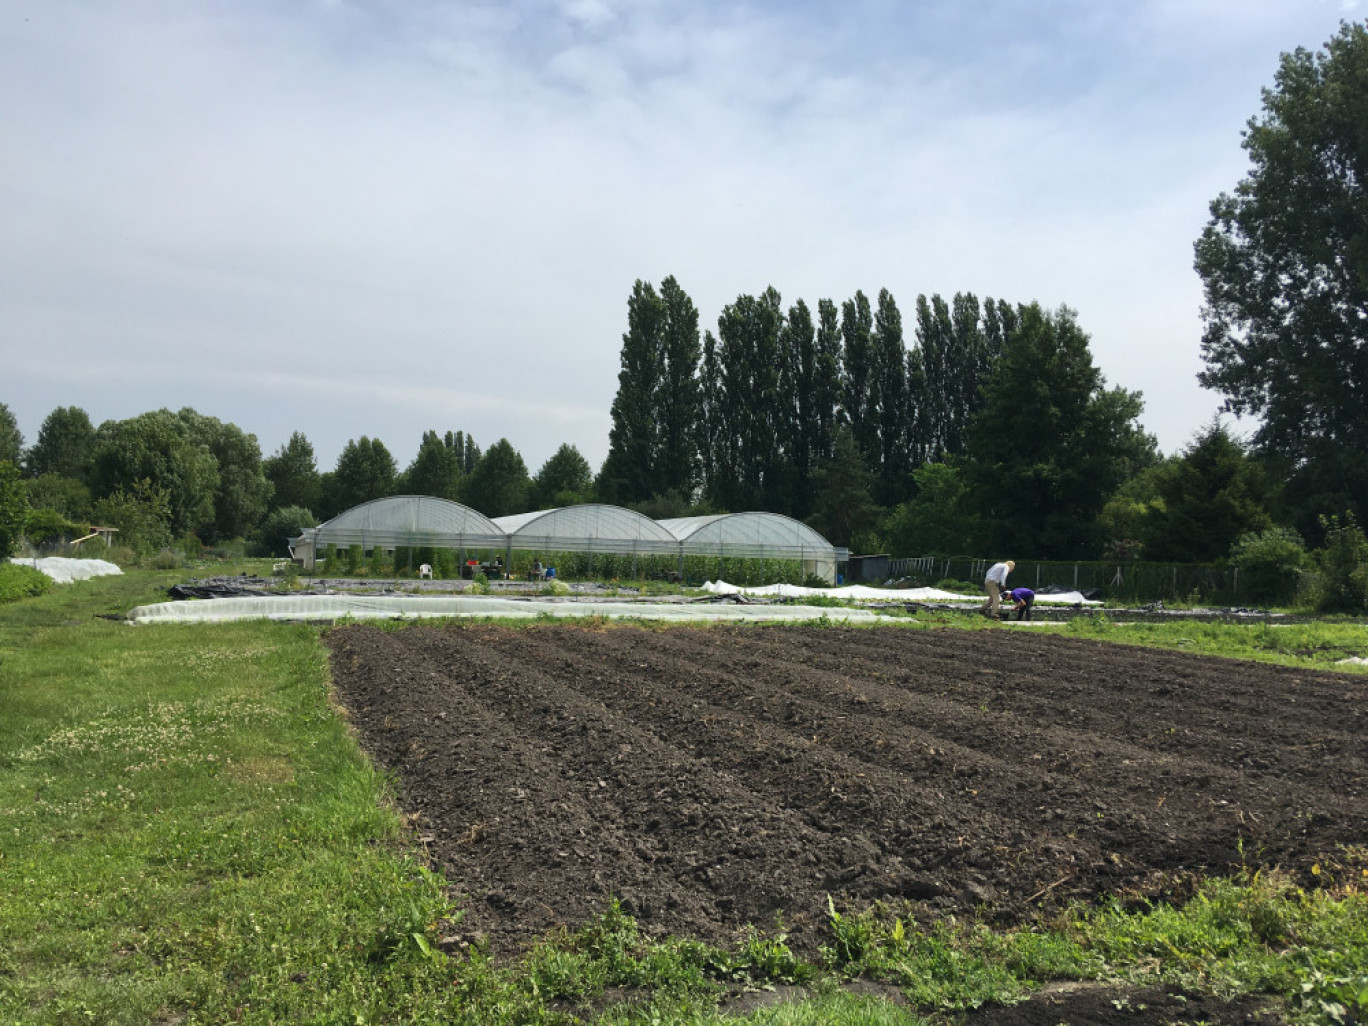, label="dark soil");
[324,623,1367,959]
